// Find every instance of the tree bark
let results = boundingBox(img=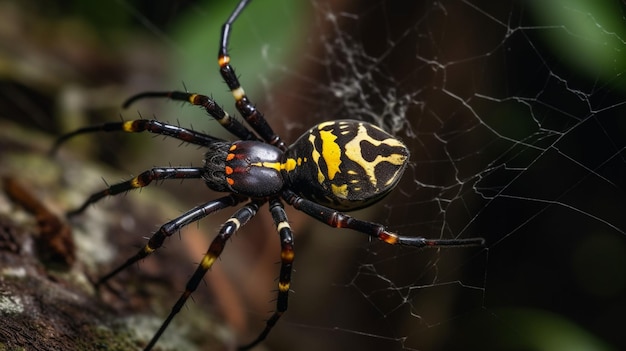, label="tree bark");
[0,121,233,351]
